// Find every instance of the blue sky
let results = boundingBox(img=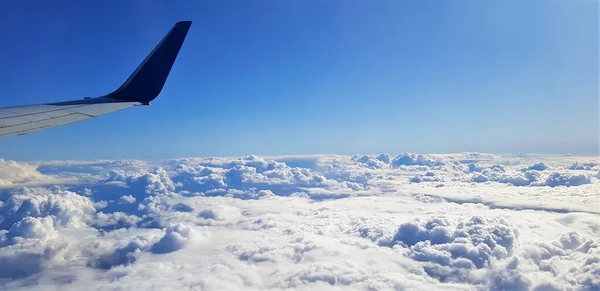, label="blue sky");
[0,1,597,160]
